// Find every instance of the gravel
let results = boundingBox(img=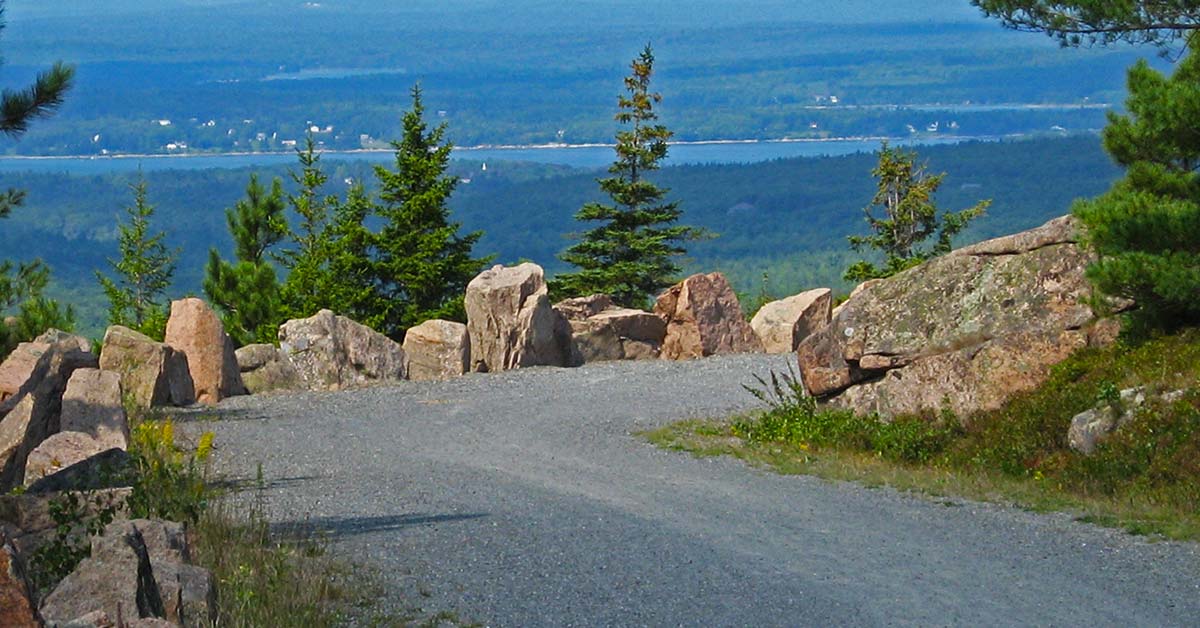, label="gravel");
[186,353,1200,627]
